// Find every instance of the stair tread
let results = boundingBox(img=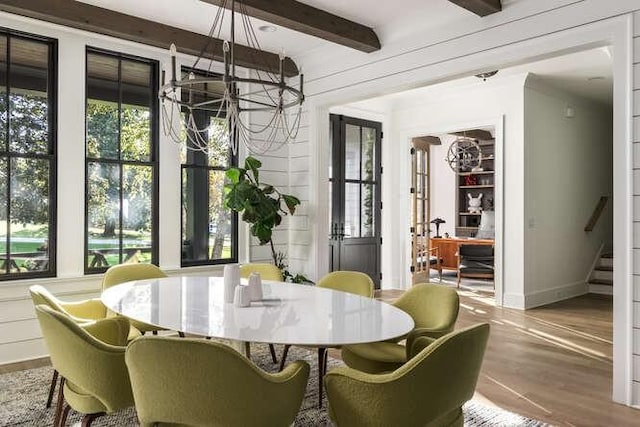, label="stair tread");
[601,253,613,259]
[595,266,613,271]
[589,278,613,285]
